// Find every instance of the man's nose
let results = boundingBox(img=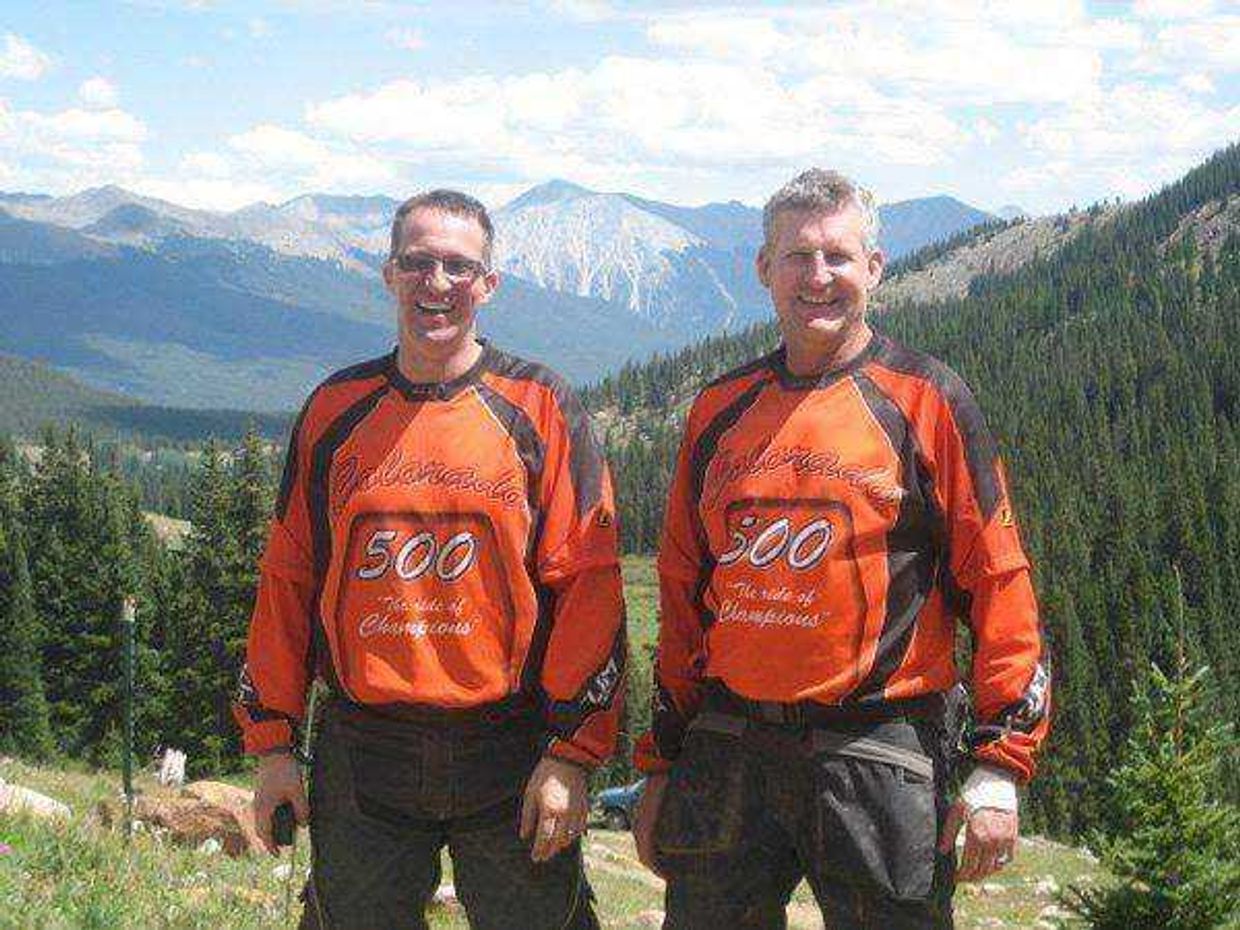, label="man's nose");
[426,263,453,291]
[806,252,834,286]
